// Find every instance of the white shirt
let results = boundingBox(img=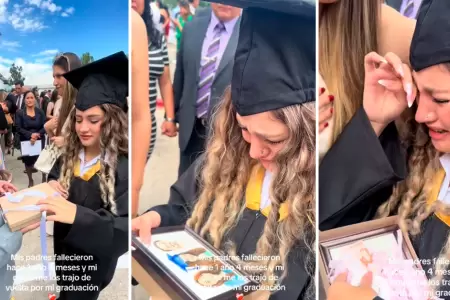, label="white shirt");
[150,2,163,33]
[438,154,450,204]
[190,4,196,15]
[78,149,101,176]
[260,170,273,210]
